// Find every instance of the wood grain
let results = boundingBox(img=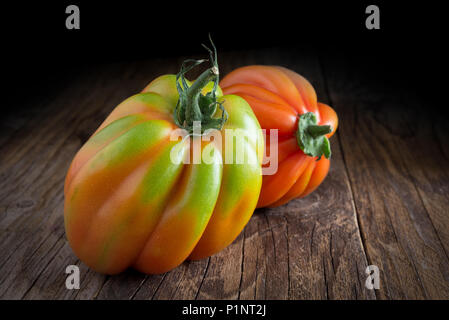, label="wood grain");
[0,48,447,300]
[321,55,449,299]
